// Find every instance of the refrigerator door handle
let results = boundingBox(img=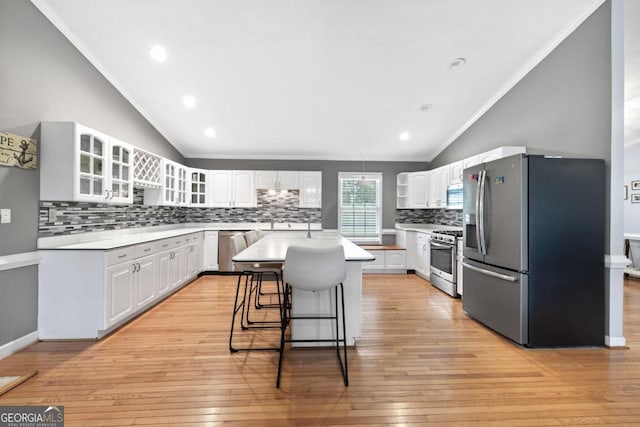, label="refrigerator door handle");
[462,261,518,282]
[478,170,487,255]
[474,169,483,252]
